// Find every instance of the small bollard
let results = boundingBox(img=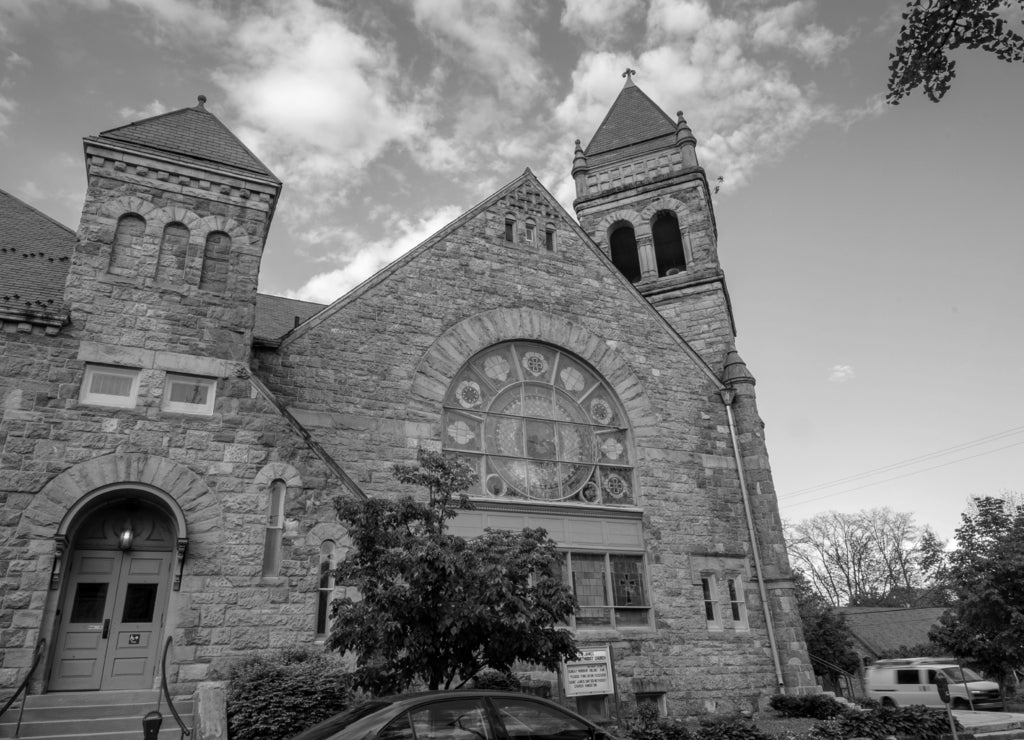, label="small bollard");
[143,709,163,739]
